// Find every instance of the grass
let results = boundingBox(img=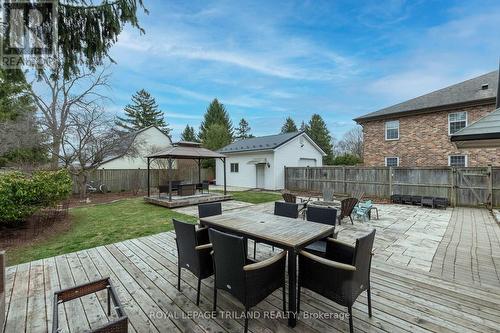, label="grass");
[7,197,196,265]
[221,190,282,204]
